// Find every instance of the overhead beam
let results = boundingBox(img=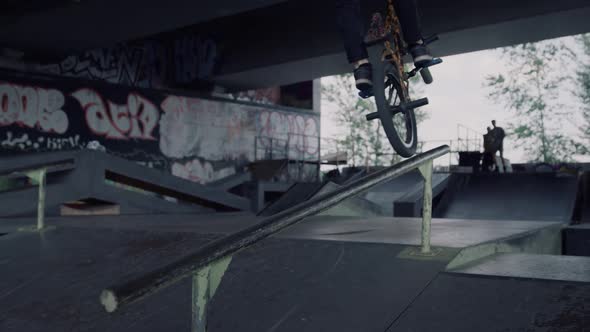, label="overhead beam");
[0,0,287,55]
[213,5,590,90]
[210,0,590,90]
